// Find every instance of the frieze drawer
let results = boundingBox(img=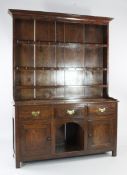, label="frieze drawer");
[54,104,87,119]
[88,103,116,116]
[18,106,52,120]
